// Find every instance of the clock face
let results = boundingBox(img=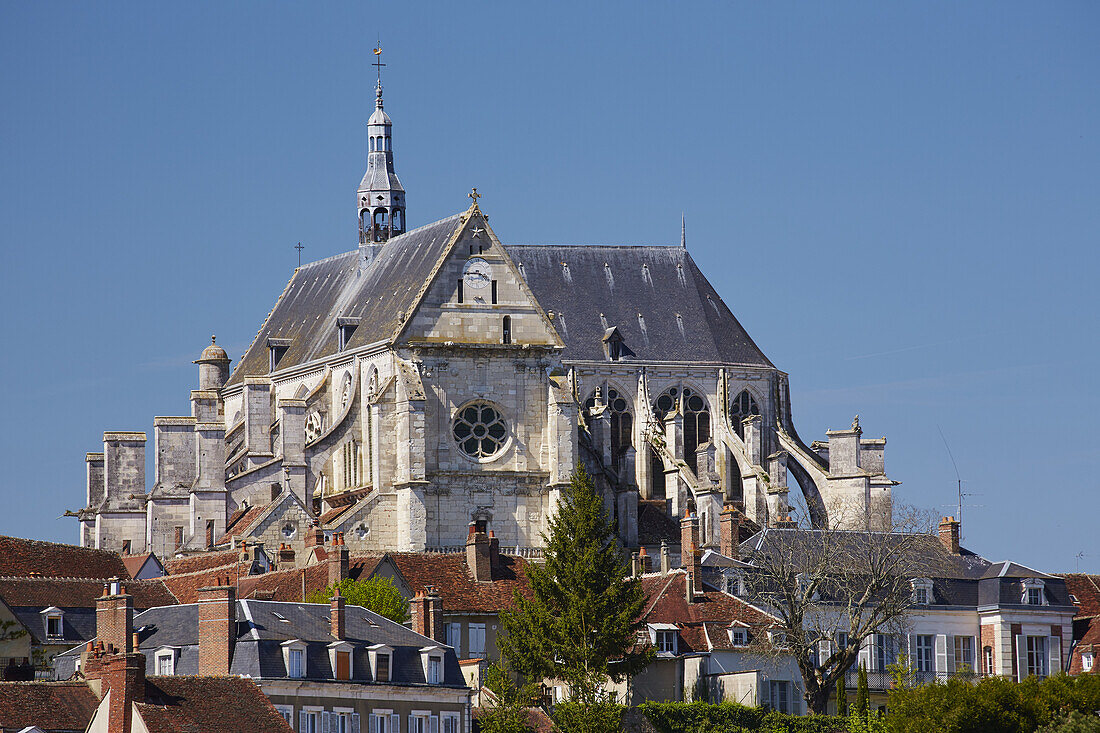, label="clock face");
[463,258,492,289]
